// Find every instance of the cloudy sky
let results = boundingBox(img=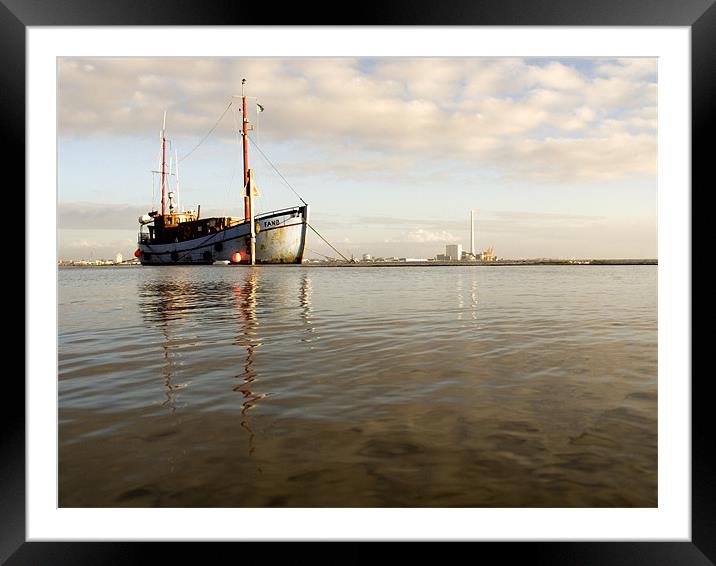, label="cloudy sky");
[57,57,657,260]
